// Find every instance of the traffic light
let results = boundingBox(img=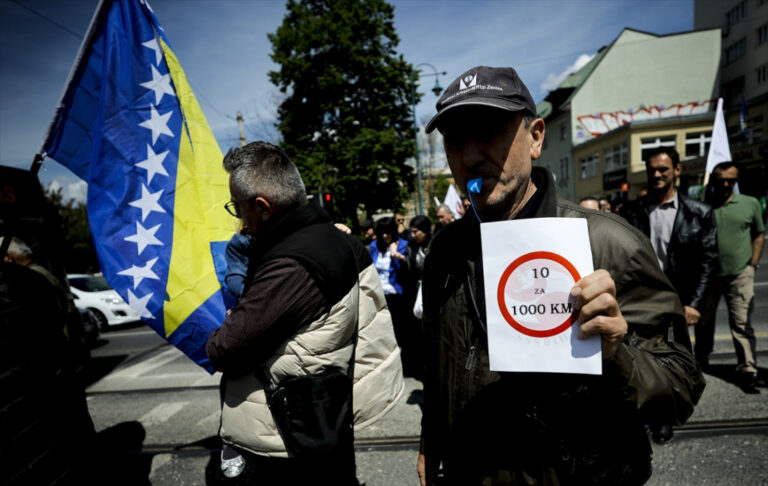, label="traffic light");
[323,192,332,204]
